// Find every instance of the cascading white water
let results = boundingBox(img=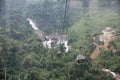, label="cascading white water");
[27,18,70,52]
[27,18,38,30]
[102,68,117,78]
[27,18,52,48]
[101,68,120,80]
[63,41,69,53]
[43,39,52,49]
